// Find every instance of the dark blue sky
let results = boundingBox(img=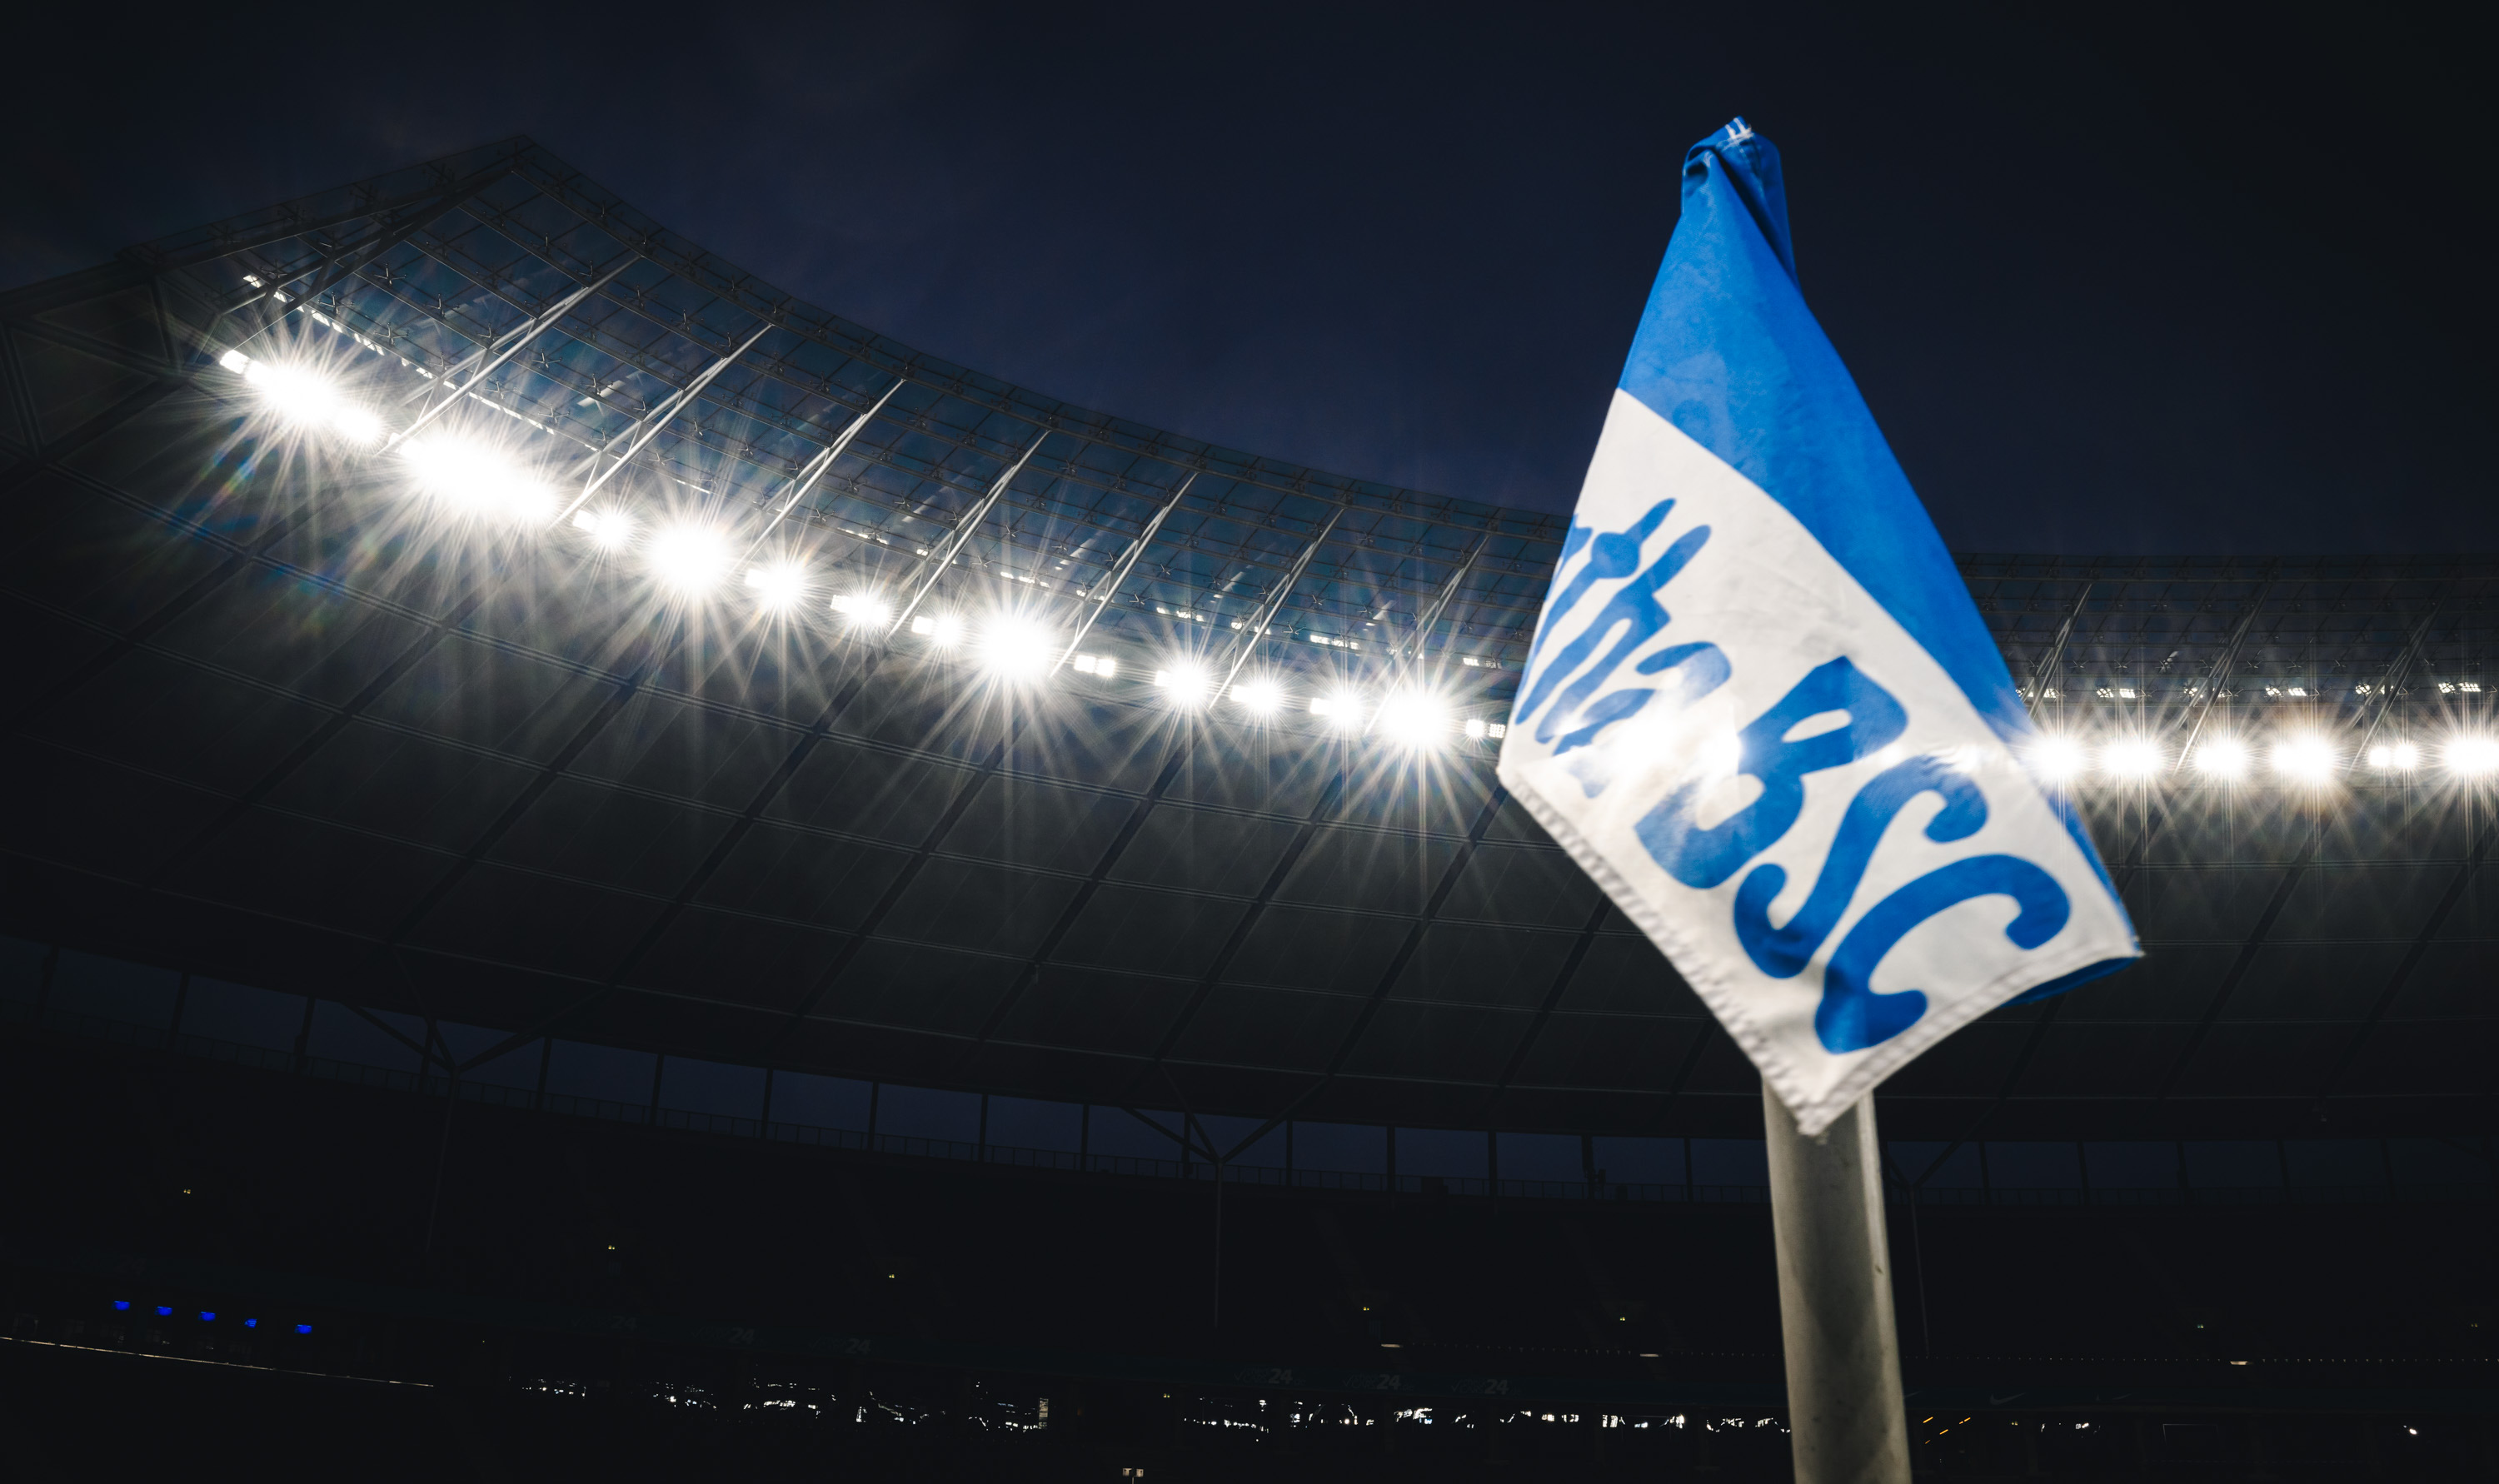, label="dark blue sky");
[7,3,2487,551]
